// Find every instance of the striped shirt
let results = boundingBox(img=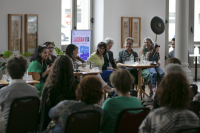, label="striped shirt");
[139,107,200,133]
